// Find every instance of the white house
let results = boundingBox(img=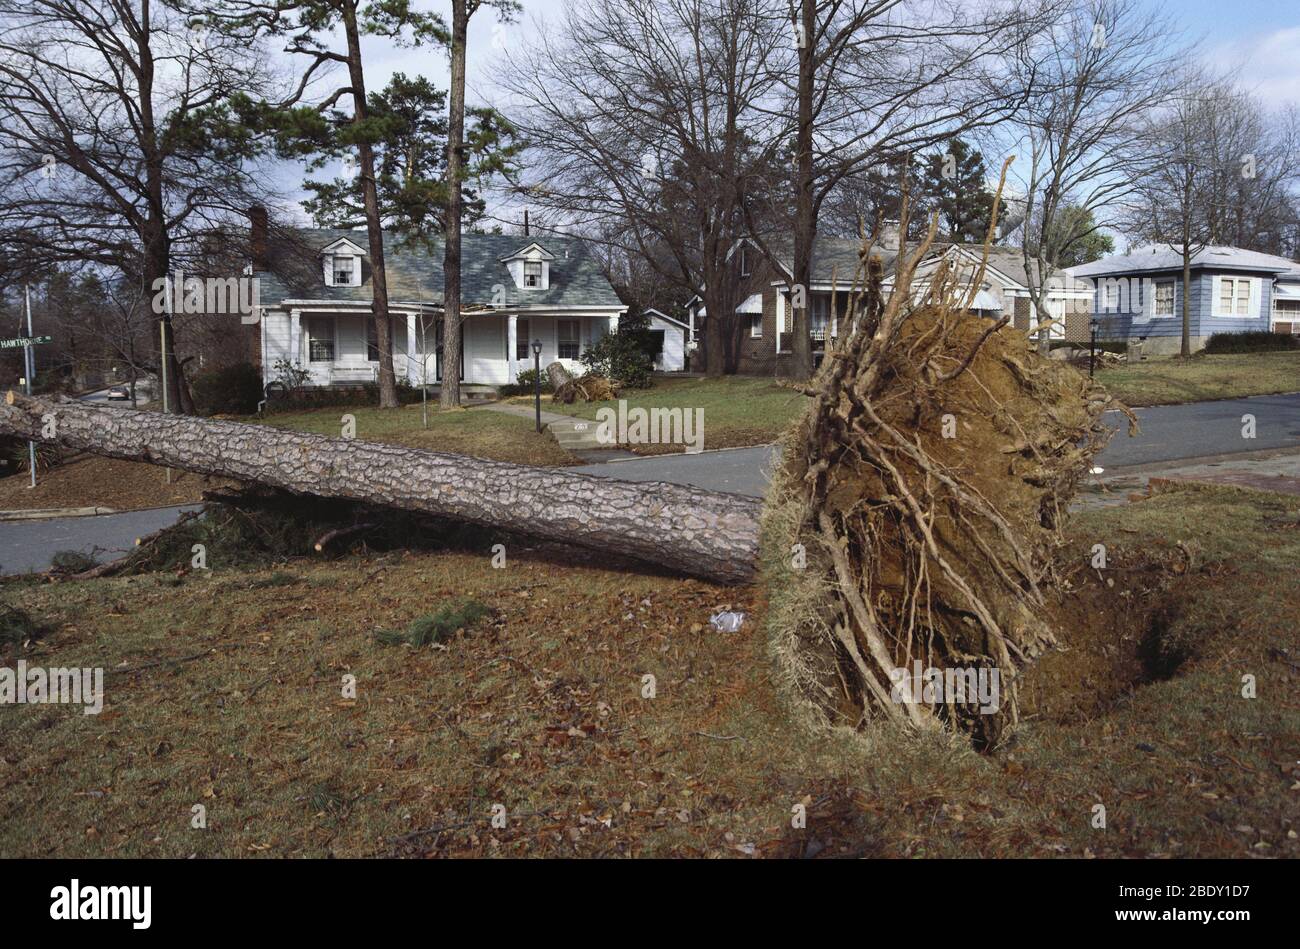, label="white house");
[248,215,626,389]
[642,308,689,372]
